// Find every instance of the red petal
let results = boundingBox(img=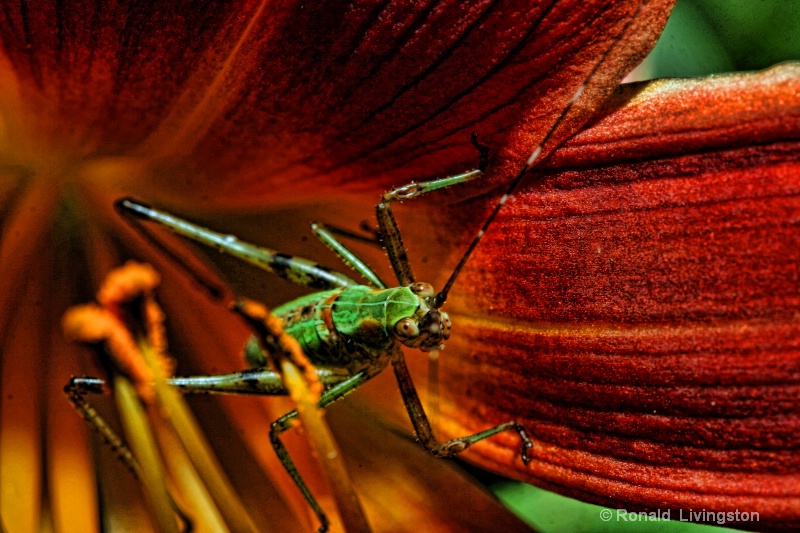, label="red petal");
[330,399,534,532]
[423,64,800,530]
[0,2,683,529]
[173,0,676,207]
[0,1,675,208]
